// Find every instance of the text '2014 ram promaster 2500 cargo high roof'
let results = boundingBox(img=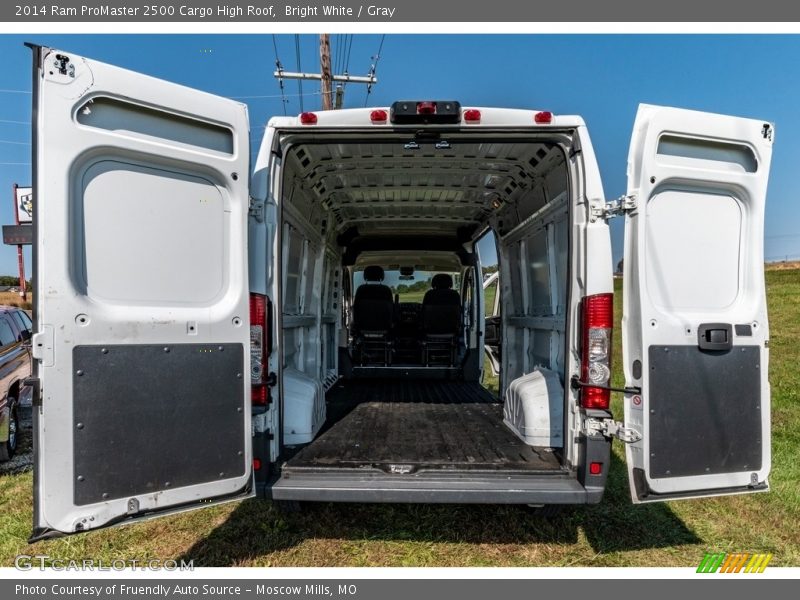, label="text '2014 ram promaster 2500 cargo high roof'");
[29,46,773,538]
